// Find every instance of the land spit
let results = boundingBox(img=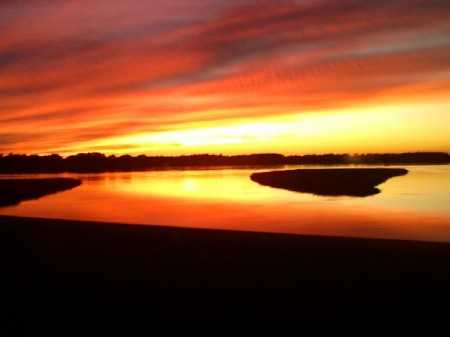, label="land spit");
[250,168,408,196]
[0,178,82,206]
